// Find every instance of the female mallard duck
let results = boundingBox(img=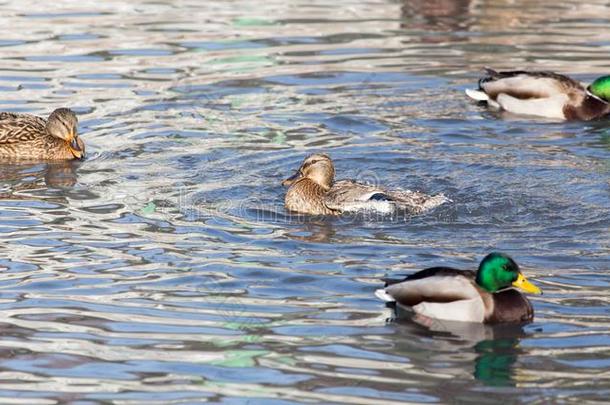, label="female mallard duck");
[0,108,84,160]
[282,153,448,215]
[465,68,610,120]
[375,253,542,324]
